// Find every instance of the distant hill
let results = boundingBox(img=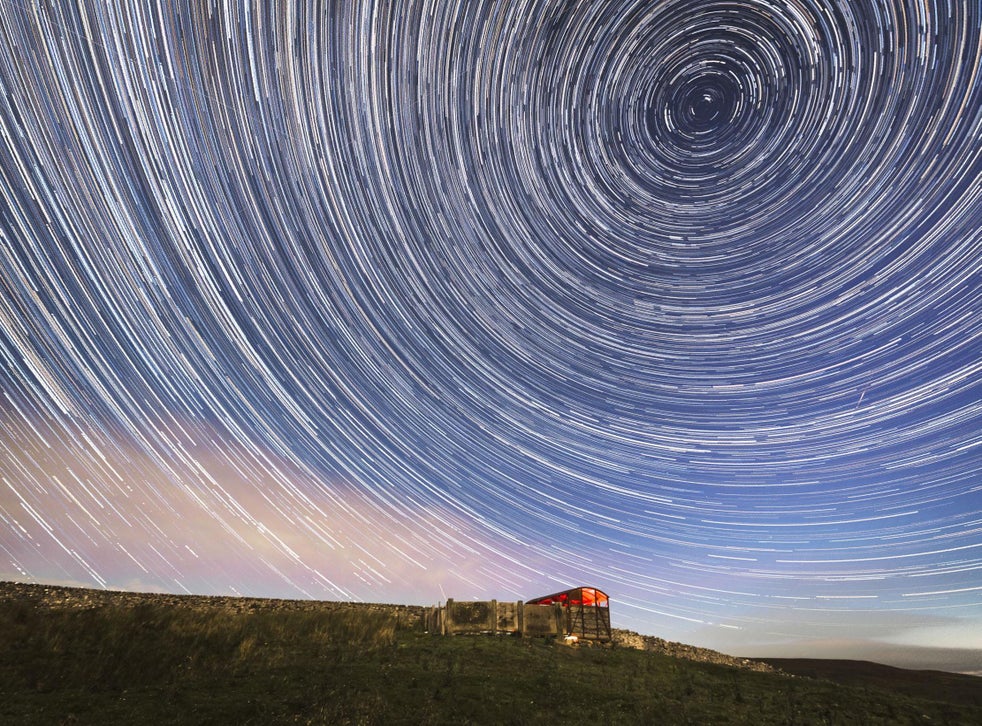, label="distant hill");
[2,581,980,724]
[757,658,982,710]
